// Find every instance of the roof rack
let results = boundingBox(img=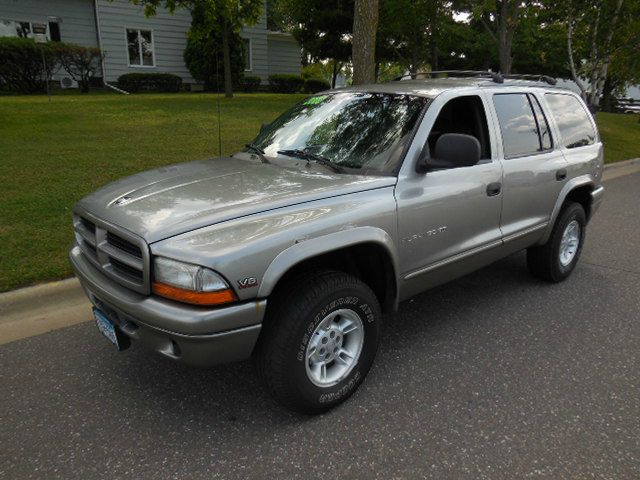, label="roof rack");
[392,70,557,86]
